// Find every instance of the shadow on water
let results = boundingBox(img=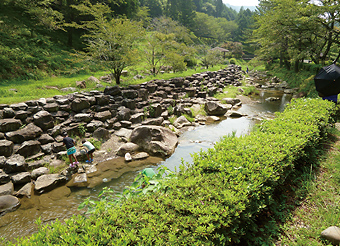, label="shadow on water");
[0,89,293,242]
